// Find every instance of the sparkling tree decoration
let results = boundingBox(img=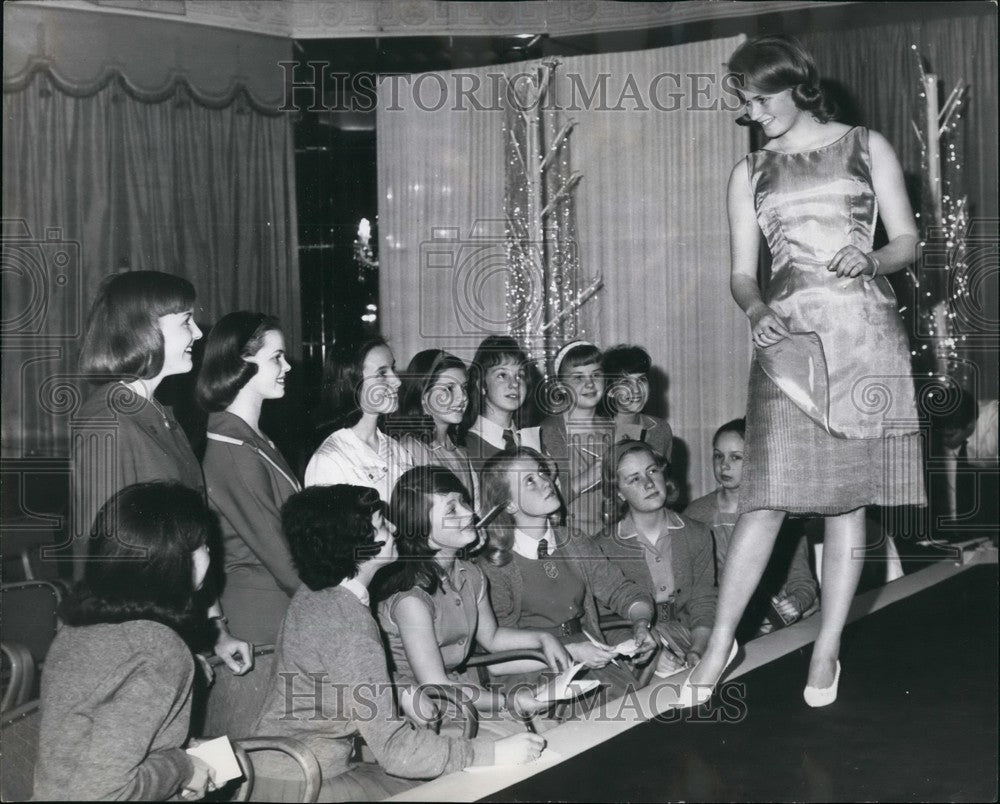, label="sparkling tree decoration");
[909,45,972,388]
[503,59,600,374]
